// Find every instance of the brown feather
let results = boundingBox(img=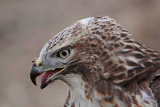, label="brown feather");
[150,70,160,106]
